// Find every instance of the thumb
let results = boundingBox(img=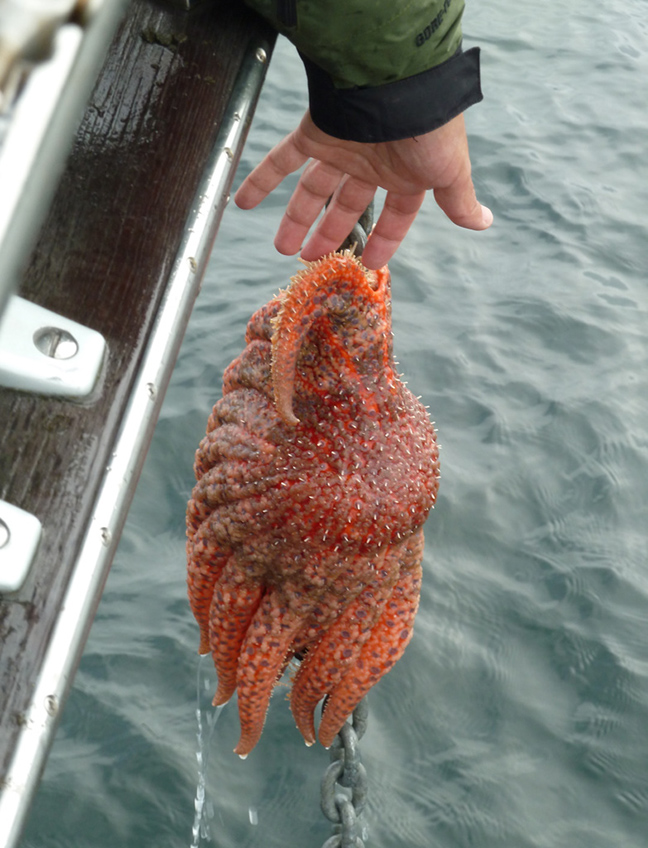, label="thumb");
[433,175,493,230]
